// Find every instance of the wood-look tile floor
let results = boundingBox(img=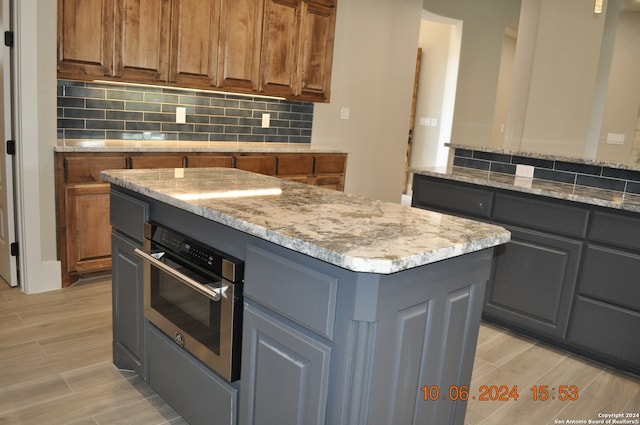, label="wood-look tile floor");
[1,279,638,424]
